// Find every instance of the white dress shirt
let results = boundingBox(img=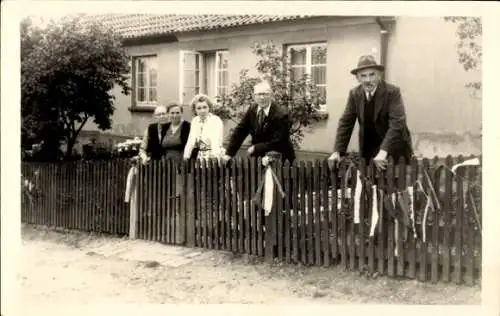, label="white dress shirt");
[365,86,377,101]
[183,113,224,160]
